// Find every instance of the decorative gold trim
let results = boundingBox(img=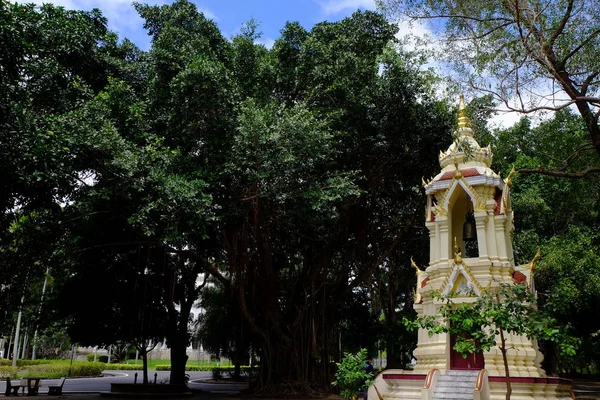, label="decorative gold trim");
[433,188,448,217]
[461,262,484,294]
[459,178,486,211]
